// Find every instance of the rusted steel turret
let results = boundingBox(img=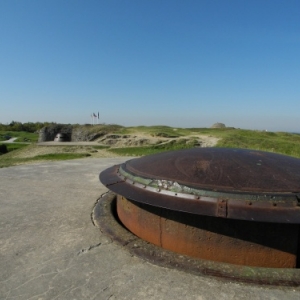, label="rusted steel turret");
[100,148,300,268]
